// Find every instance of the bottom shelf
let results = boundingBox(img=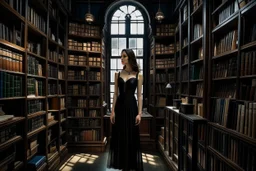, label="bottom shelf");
[68,137,107,152]
[157,141,178,171]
